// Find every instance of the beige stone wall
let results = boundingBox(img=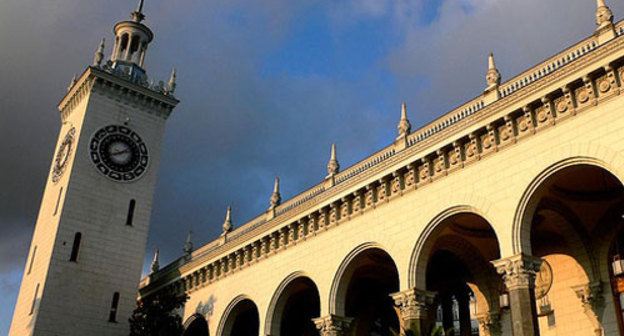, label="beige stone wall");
[158,40,624,335]
[9,71,172,336]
